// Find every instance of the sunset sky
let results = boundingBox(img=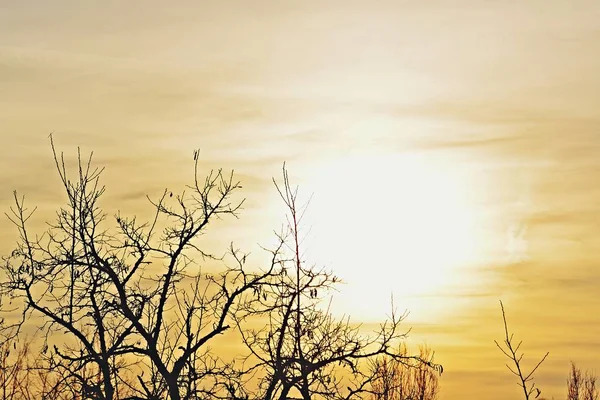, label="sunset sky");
[1,1,600,398]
